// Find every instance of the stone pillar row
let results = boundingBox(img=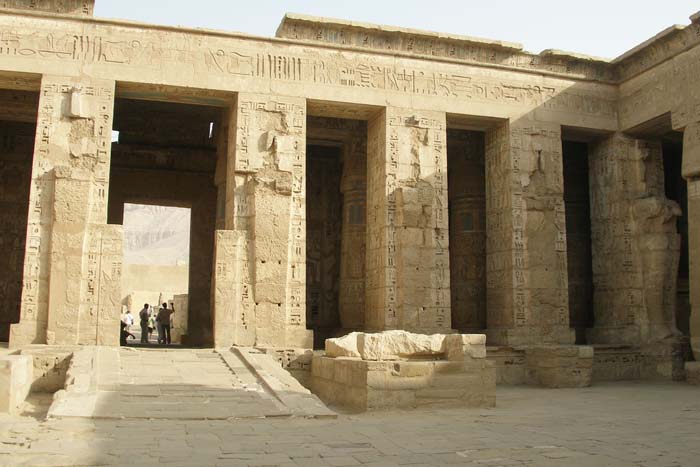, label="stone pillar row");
[11,81,682,350]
